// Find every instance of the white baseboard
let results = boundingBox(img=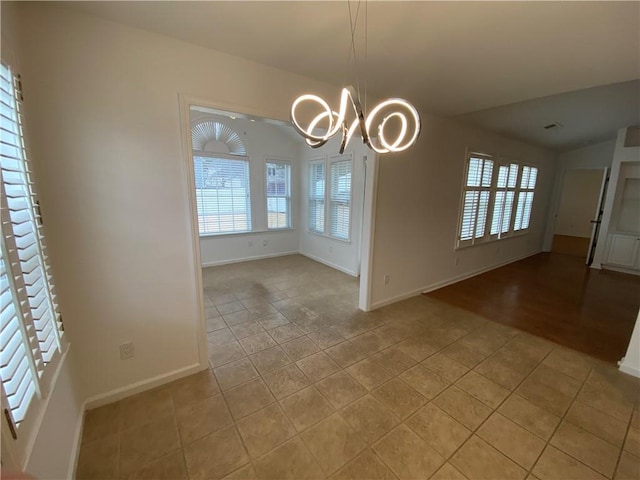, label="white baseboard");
[619,357,640,378]
[84,363,205,409]
[299,252,358,277]
[201,250,298,268]
[68,401,85,479]
[370,250,541,310]
[601,264,640,276]
[69,363,206,477]
[370,286,430,311]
